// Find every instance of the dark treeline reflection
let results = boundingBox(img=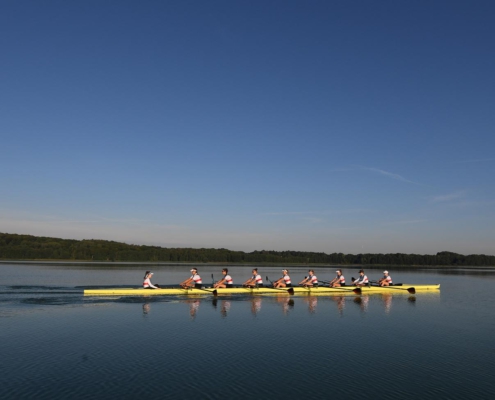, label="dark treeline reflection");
[2,233,494,266]
[140,294,419,318]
